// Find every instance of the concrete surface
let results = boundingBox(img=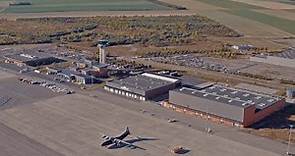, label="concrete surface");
[0,93,285,156]
[0,122,63,156]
